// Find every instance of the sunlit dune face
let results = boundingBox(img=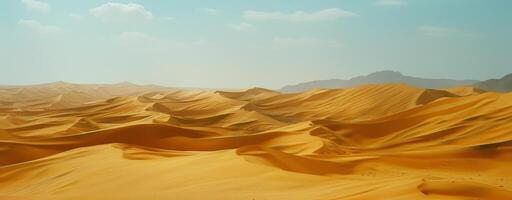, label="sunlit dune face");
[0,83,511,200]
